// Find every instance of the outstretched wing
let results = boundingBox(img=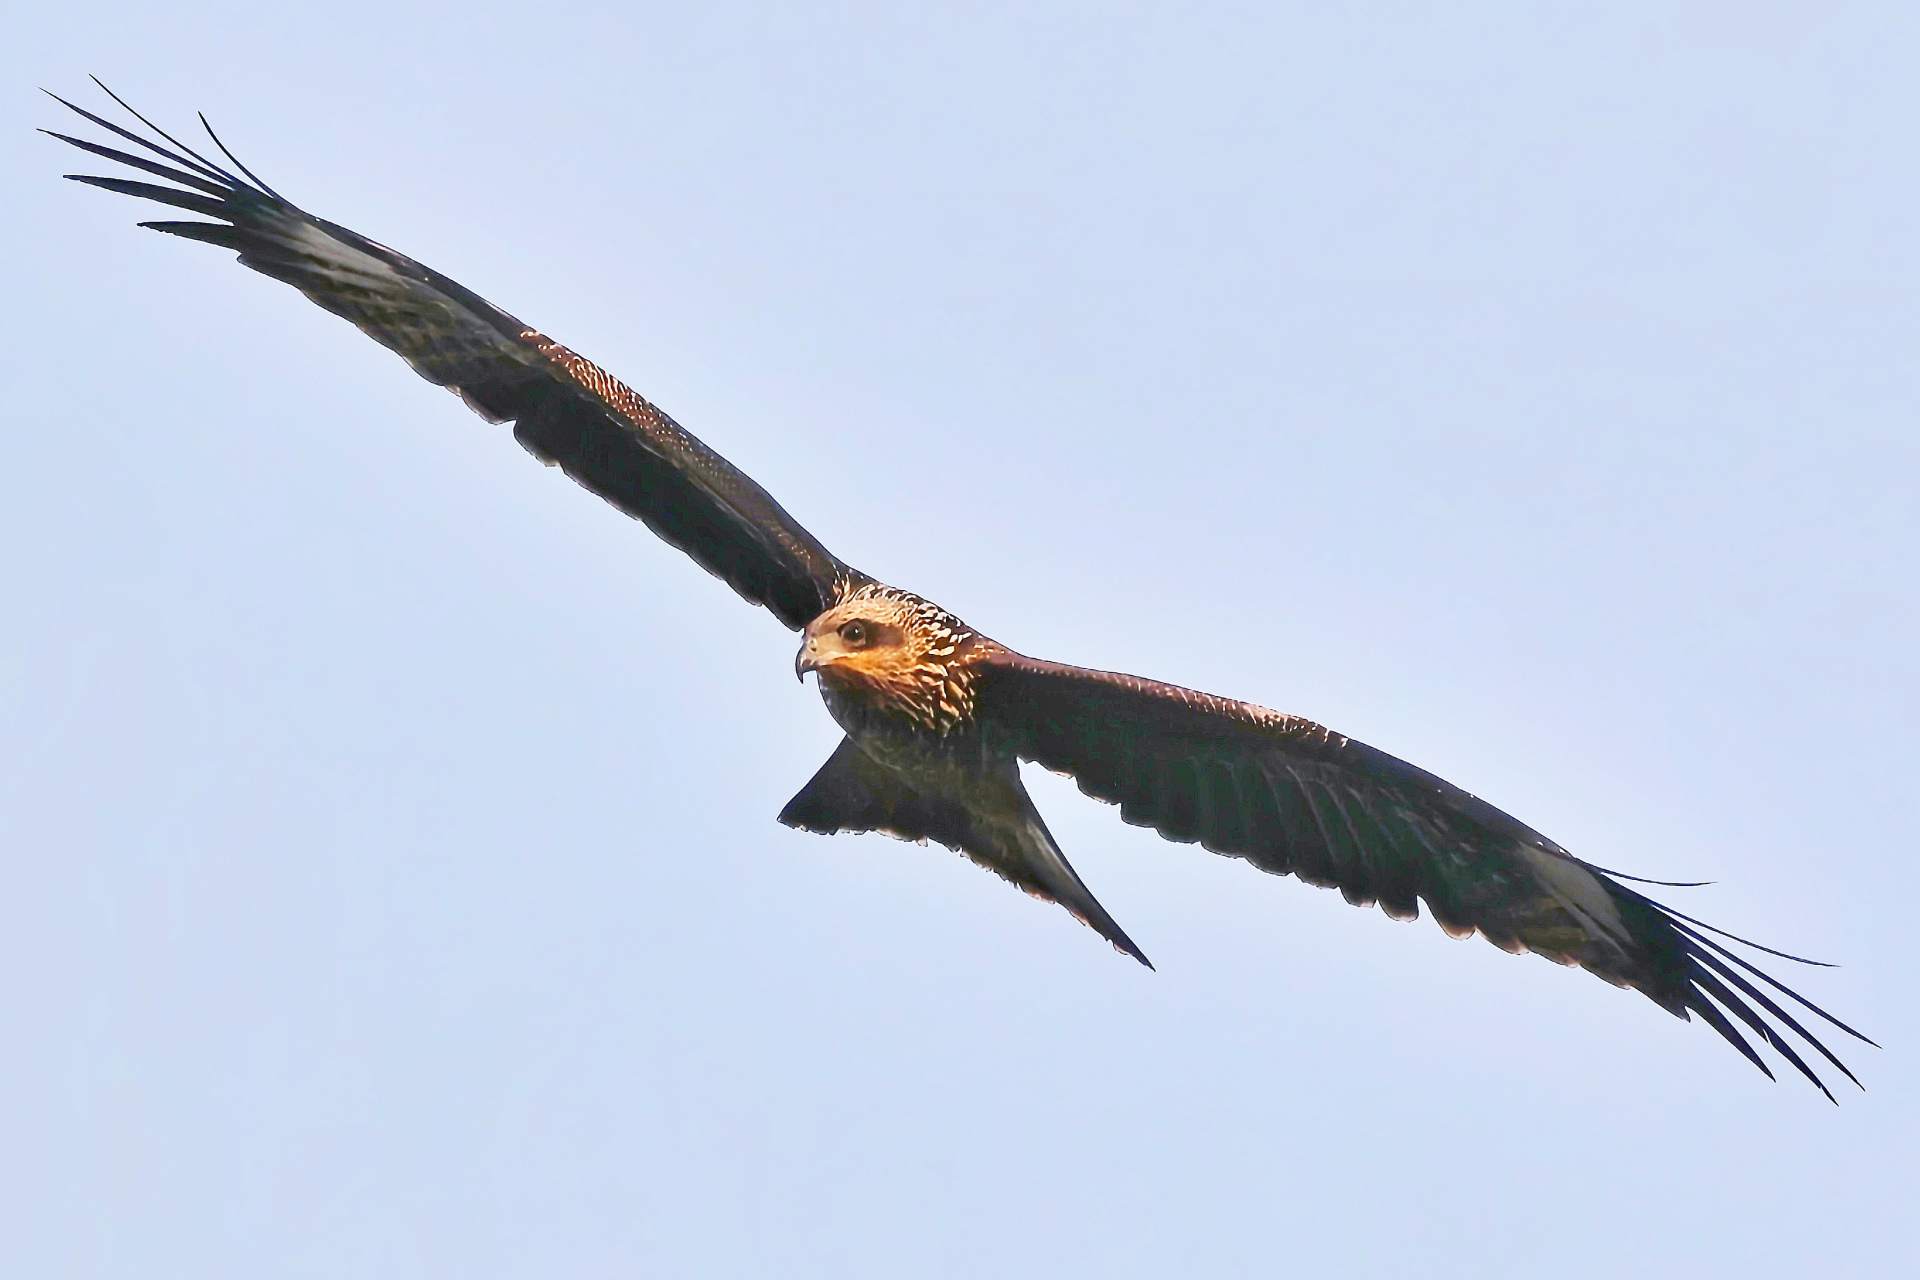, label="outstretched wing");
[46,85,862,631]
[977,652,1873,1099]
